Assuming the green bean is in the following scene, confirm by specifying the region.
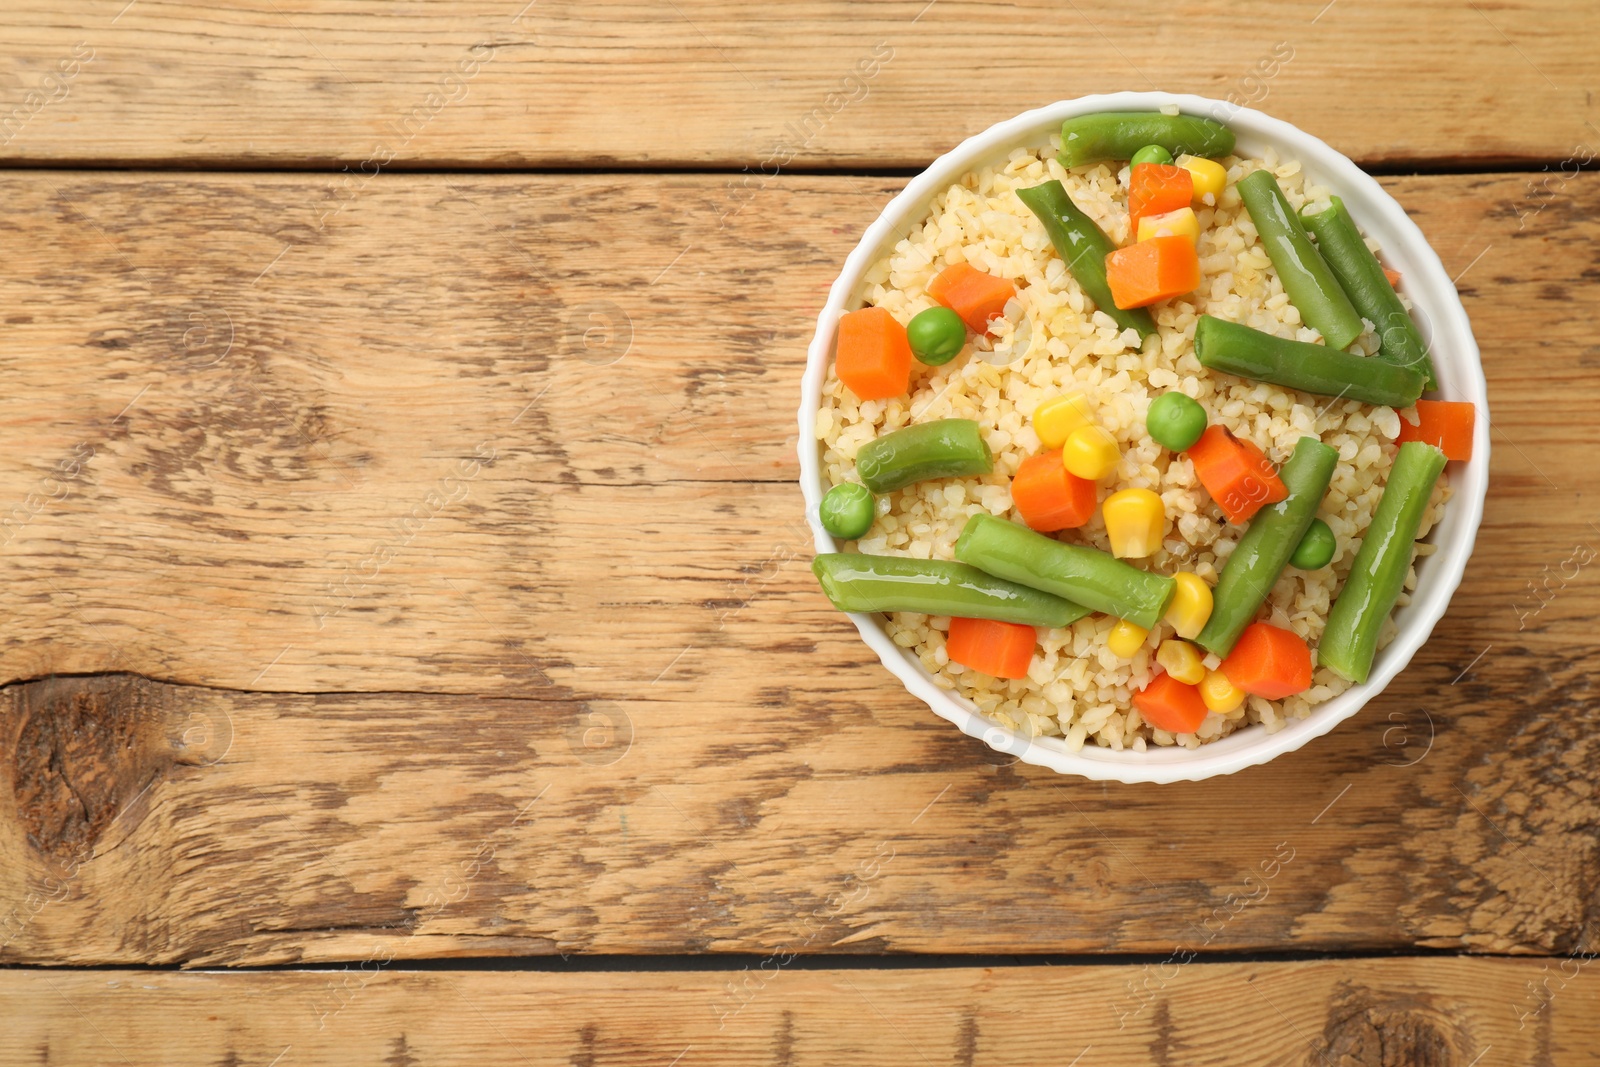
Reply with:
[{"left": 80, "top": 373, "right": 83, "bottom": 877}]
[
  {"left": 1194, "top": 315, "right": 1426, "bottom": 409},
  {"left": 1318, "top": 442, "right": 1448, "bottom": 684},
  {"left": 954, "top": 513, "right": 1176, "bottom": 630},
  {"left": 1016, "top": 180, "right": 1155, "bottom": 344},
  {"left": 812, "top": 553, "right": 1092, "bottom": 629},
  {"left": 855, "top": 419, "right": 993, "bottom": 494},
  {"left": 1058, "top": 112, "right": 1235, "bottom": 168},
  {"left": 1195, "top": 437, "right": 1338, "bottom": 656},
  {"left": 1300, "top": 196, "right": 1437, "bottom": 389},
  {"left": 1237, "top": 169, "right": 1365, "bottom": 350}
]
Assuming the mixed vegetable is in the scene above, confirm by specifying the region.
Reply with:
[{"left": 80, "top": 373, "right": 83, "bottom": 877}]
[
  {"left": 1301, "top": 197, "right": 1436, "bottom": 388},
  {"left": 1194, "top": 437, "right": 1339, "bottom": 657},
  {"left": 855, "top": 419, "right": 993, "bottom": 493},
  {"left": 1194, "top": 315, "right": 1426, "bottom": 409},
  {"left": 1235, "top": 169, "right": 1365, "bottom": 351},
  {"left": 813, "top": 109, "right": 1474, "bottom": 738},
  {"left": 813, "top": 554, "right": 1089, "bottom": 629},
  {"left": 1016, "top": 181, "right": 1155, "bottom": 342}
]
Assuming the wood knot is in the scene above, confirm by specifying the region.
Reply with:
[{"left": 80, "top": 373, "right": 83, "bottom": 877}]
[
  {"left": 1319, "top": 982, "right": 1464, "bottom": 1066},
  {"left": 6, "top": 674, "right": 173, "bottom": 861}
]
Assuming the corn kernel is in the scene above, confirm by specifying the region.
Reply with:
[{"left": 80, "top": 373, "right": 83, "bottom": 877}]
[
  {"left": 1107, "top": 619, "right": 1148, "bottom": 659},
  {"left": 1136, "top": 206, "right": 1200, "bottom": 245},
  {"left": 1157, "top": 639, "right": 1207, "bottom": 685},
  {"left": 1062, "top": 425, "right": 1121, "bottom": 481},
  {"left": 1176, "top": 155, "right": 1227, "bottom": 200},
  {"left": 1200, "top": 668, "right": 1245, "bottom": 714},
  {"left": 1101, "top": 488, "right": 1167, "bottom": 558},
  {"left": 1032, "top": 392, "right": 1093, "bottom": 449},
  {"left": 1164, "top": 571, "right": 1214, "bottom": 639}
]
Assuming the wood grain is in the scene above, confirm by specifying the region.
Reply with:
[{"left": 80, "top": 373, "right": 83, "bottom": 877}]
[
  {"left": 3, "top": 959, "right": 1597, "bottom": 1064},
  {"left": 0, "top": 171, "right": 1596, "bottom": 966},
  {"left": 0, "top": 1, "right": 1593, "bottom": 169}
]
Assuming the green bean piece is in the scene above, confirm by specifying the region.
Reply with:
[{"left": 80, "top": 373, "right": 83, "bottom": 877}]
[
  {"left": 812, "top": 553, "right": 1092, "bottom": 629},
  {"left": 1016, "top": 180, "right": 1156, "bottom": 344},
  {"left": 1058, "top": 112, "right": 1236, "bottom": 168},
  {"left": 1146, "top": 391, "right": 1208, "bottom": 451},
  {"left": 1318, "top": 442, "right": 1448, "bottom": 684},
  {"left": 1237, "top": 169, "right": 1365, "bottom": 351},
  {"left": 1130, "top": 144, "right": 1174, "bottom": 167},
  {"left": 1194, "top": 315, "right": 1426, "bottom": 409},
  {"left": 1290, "top": 518, "right": 1337, "bottom": 570},
  {"left": 819, "top": 482, "right": 876, "bottom": 541},
  {"left": 954, "top": 513, "right": 1176, "bottom": 630},
  {"left": 1301, "top": 196, "right": 1437, "bottom": 390},
  {"left": 906, "top": 306, "right": 967, "bottom": 366},
  {"left": 1195, "top": 437, "right": 1338, "bottom": 656},
  {"left": 855, "top": 419, "right": 993, "bottom": 494}
]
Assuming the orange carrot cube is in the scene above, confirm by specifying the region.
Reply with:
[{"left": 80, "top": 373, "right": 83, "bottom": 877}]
[
  {"left": 1184, "top": 425, "right": 1288, "bottom": 524},
  {"left": 1010, "top": 452, "right": 1097, "bottom": 532},
  {"left": 926, "top": 262, "right": 1017, "bottom": 334},
  {"left": 1129, "top": 163, "right": 1195, "bottom": 228},
  {"left": 946, "top": 617, "right": 1036, "bottom": 680},
  {"left": 835, "top": 306, "right": 912, "bottom": 401},
  {"left": 1396, "top": 399, "right": 1474, "bottom": 462},
  {"left": 1220, "top": 622, "right": 1313, "bottom": 699},
  {"left": 1132, "top": 672, "right": 1210, "bottom": 733},
  {"left": 1105, "top": 236, "right": 1201, "bottom": 309}
]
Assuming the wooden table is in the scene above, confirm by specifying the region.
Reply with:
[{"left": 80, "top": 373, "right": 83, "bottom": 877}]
[{"left": 2, "top": 2, "right": 1597, "bottom": 1063}]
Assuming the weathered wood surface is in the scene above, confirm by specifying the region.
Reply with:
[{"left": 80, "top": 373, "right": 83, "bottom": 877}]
[
  {"left": 0, "top": 1, "right": 1594, "bottom": 169},
  {"left": 0, "top": 172, "right": 1595, "bottom": 965},
  {"left": 3, "top": 959, "right": 1597, "bottom": 1065}
]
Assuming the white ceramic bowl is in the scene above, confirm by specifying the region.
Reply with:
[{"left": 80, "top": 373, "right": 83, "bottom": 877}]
[{"left": 797, "top": 92, "right": 1488, "bottom": 783}]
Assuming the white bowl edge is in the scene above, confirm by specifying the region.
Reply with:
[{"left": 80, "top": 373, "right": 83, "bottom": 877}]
[{"left": 797, "top": 92, "right": 1489, "bottom": 783}]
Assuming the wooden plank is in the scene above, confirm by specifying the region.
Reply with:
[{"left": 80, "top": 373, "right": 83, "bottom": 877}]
[
  {"left": 0, "top": 1, "right": 1593, "bottom": 168},
  {"left": 0, "top": 172, "right": 1596, "bottom": 965},
  {"left": 0, "top": 169, "right": 1590, "bottom": 693},
  {"left": 0, "top": 624, "right": 1596, "bottom": 966},
  {"left": 2, "top": 960, "right": 1596, "bottom": 1064}
]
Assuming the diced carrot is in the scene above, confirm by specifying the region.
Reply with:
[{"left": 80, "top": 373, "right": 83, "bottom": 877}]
[
  {"left": 1010, "top": 452, "right": 1097, "bottom": 532},
  {"left": 926, "top": 262, "right": 1017, "bottom": 334},
  {"left": 1132, "top": 672, "right": 1210, "bottom": 733},
  {"left": 834, "top": 306, "right": 912, "bottom": 401},
  {"left": 1184, "top": 425, "right": 1287, "bottom": 524},
  {"left": 1382, "top": 267, "right": 1402, "bottom": 288},
  {"left": 1105, "top": 236, "right": 1201, "bottom": 310},
  {"left": 1396, "top": 399, "right": 1475, "bottom": 462},
  {"left": 1220, "top": 622, "right": 1313, "bottom": 699},
  {"left": 1129, "top": 163, "right": 1195, "bottom": 228},
  {"left": 946, "top": 617, "right": 1036, "bottom": 680}
]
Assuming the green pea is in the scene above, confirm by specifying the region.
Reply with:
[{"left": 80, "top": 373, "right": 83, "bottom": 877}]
[
  {"left": 1131, "top": 144, "right": 1174, "bottom": 167},
  {"left": 906, "top": 306, "right": 967, "bottom": 366},
  {"left": 1145, "top": 392, "right": 1208, "bottom": 452},
  {"left": 1290, "top": 518, "right": 1337, "bottom": 570},
  {"left": 819, "top": 482, "right": 876, "bottom": 541}
]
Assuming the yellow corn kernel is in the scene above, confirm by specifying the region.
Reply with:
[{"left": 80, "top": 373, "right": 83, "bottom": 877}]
[
  {"left": 1106, "top": 619, "right": 1149, "bottom": 659},
  {"left": 1032, "top": 392, "right": 1093, "bottom": 449},
  {"left": 1136, "top": 206, "right": 1200, "bottom": 245},
  {"left": 1164, "top": 571, "right": 1214, "bottom": 639},
  {"left": 1101, "top": 488, "right": 1167, "bottom": 558},
  {"left": 1200, "top": 668, "right": 1246, "bottom": 714},
  {"left": 1156, "top": 639, "right": 1207, "bottom": 685},
  {"left": 1176, "top": 155, "right": 1227, "bottom": 200},
  {"left": 1062, "top": 425, "right": 1121, "bottom": 481}
]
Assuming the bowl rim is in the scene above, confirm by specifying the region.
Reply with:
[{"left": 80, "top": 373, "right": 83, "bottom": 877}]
[{"left": 797, "top": 91, "right": 1489, "bottom": 783}]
